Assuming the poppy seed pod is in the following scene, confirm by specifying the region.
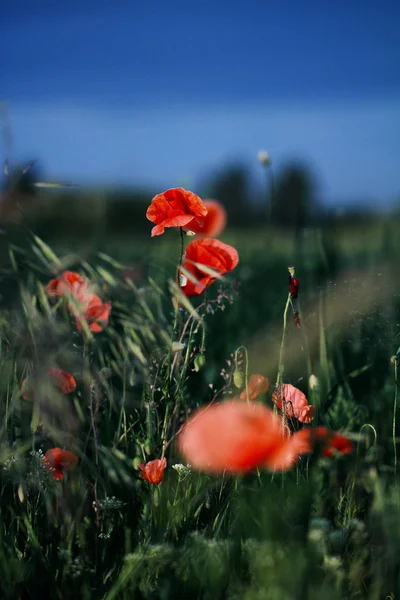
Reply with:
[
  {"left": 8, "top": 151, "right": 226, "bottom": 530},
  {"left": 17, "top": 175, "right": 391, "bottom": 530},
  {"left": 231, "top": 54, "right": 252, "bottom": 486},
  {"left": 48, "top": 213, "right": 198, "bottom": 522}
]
[{"left": 233, "top": 370, "right": 244, "bottom": 389}]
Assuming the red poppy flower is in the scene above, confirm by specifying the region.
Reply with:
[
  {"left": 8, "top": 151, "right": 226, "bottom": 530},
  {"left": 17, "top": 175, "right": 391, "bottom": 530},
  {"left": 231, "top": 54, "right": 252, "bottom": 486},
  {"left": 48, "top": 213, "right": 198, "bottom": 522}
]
[
  {"left": 185, "top": 200, "right": 227, "bottom": 237},
  {"left": 48, "top": 367, "right": 77, "bottom": 394},
  {"left": 239, "top": 374, "right": 269, "bottom": 401},
  {"left": 74, "top": 293, "right": 112, "bottom": 333},
  {"left": 296, "top": 427, "right": 353, "bottom": 457},
  {"left": 146, "top": 188, "right": 208, "bottom": 237},
  {"left": 138, "top": 458, "right": 167, "bottom": 484},
  {"left": 45, "top": 271, "right": 88, "bottom": 298},
  {"left": 180, "top": 238, "right": 239, "bottom": 296},
  {"left": 178, "top": 400, "right": 307, "bottom": 474},
  {"left": 21, "top": 377, "right": 33, "bottom": 401},
  {"left": 21, "top": 367, "right": 76, "bottom": 400},
  {"left": 44, "top": 448, "right": 78, "bottom": 480},
  {"left": 272, "top": 383, "right": 315, "bottom": 424}
]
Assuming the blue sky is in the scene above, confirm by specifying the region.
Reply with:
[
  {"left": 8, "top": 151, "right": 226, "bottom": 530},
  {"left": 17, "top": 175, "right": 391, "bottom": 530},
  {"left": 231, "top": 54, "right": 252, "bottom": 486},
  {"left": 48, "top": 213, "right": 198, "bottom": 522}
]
[{"left": 2, "top": 0, "right": 400, "bottom": 204}]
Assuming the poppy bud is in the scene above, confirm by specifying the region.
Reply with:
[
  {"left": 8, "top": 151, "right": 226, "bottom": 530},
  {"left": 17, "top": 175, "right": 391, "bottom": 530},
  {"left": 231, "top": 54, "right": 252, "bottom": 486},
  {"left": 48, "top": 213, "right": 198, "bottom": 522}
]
[
  {"left": 233, "top": 370, "right": 244, "bottom": 389},
  {"left": 172, "top": 342, "right": 185, "bottom": 352},
  {"left": 309, "top": 374, "right": 319, "bottom": 390},
  {"left": 257, "top": 150, "right": 270, "bottom": 166},
  {"left": 194, "top": 353, "right": 206, "bottom": 372}
]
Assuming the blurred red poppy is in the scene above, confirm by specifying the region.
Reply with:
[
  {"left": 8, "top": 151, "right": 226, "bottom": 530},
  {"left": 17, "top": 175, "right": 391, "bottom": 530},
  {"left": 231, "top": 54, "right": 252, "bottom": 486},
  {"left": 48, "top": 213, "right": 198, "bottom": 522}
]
[
  {"left": 185, "top": 200, "right": 227, "bottom": 237},
  {"left": 22, "top": 367, "right": 76, "bottom": 400},
  {"left": 178, "top": 400, "right": 307, "bottom": 474},
  {"left": 146, "top": 188, "right": 208, "bottom": 237},
  {"left": 48, "top": 367, "right": 77, "bottom": 394},
  {"left": 21, "top": 377, "right": 33, "bottom": 401},
  {"left": 239, "top": 374, "right": 269, "bottom": 401},
  {"left": 46, "top": 271, "right": 88, "bottom": 298},
  {"left": 44, "top": 448, "right": 78, "bottom": 480},
  {"left": 138, "top": 458, "right": 167, "bottom": 484},
  {"left": 180, "top": 238, "right": 239, "bottom": 296},
  {"left": 296, "top": 427, "right": 353, "bottom": 457},
  {"left": 272, "top": 383, "right": 315, "bottom": 424},
  {"left": 74, "top": 293, "right": 112, "bottom": 333}
]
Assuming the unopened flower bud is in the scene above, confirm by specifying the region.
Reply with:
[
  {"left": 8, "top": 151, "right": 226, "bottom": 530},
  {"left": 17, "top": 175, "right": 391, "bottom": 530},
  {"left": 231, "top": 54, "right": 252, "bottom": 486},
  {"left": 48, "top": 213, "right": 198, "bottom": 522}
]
[
  {"left": 309, "top": 374, "right": 319, "bottom": 390},
  {"left": 391, "top": 355, "right": 399, "bottom": 366},
  {"left": 233, "top": 370, "right": 244, "bottom": 389},
  {"left": 258, "top": 150, "right": 270, "bottom": 166},
  {"left": 172, "top": 341, "right": 185, "bottom": 352},
  {"left": 194, "top": 353, "right": 206, "bottom": 372}
]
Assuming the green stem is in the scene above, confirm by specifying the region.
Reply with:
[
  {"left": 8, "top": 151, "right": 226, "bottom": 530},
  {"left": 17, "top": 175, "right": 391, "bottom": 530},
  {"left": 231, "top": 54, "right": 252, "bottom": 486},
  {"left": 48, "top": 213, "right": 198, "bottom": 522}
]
[
  {"left": 172, "top": 227, "right": 185, "bottom": 335},
  {"left": 393, "top": 361, "right": 398, "bottom": 491},
  {"left": 235, "top": 346, "right": 249, "bottom": 402},
  {"left": 160, "top": 403, "right": 170, "bottom": 460},
  {"left": 275, "top": 293, "right": 291, "bottom": 389}
]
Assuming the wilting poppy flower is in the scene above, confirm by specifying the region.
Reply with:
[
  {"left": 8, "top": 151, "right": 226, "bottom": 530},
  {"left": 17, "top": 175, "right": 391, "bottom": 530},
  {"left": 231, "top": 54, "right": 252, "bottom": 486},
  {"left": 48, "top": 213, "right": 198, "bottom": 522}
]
[
  {"left": 180, "top": 238, "right": 239, "bottom": 296},
  {"left": 297, "top": 427, "right": 353, "bottom": 458},
  {"left": 48, "top": 367, "right": 76, "bottom": 394},
  {"left": 146, "top": 188, "right": 208, "bottom": 237},
  {"left": 44, "top": 448, "right": 78, "bottom": 480},
  {"left": 239, "top": 374, "right": 269, "bottom": 401},
  {"left": 138, "top": 458, "right": 167, "bottom": 484},
  {"left": 272, "top": 383, "right": 315, "bottom": 424},
  {"left": 178, "top": 400, "right": 307, "bottom": 474},
  {"left": 289, "top": 275, "right": 299, "bottom": 299},
  {"left": 46, "top": 271, "right": 88, "bottom": 298},
  {"left": 185, "top": 200, "right": 227, "bottom": 237},
  {"left": 74, "top": 293, "right": 112, "bottom": 333},
  {"left": 293, "top": 311, "right": 301, "bottom": 328}
]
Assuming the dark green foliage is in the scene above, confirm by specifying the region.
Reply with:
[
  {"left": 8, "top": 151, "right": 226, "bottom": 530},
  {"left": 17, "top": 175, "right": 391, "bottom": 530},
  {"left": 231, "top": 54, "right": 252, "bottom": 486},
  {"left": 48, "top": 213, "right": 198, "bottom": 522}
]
[{"left": 0, "top": 210, "right": 400, "bottom": 599}]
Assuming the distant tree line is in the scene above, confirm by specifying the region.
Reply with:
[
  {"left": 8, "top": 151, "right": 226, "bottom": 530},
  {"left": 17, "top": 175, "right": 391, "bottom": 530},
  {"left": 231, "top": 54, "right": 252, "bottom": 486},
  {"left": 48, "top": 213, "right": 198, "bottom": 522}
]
[{"left": 1, "top": 159, "right": 392, "bottom": 243}]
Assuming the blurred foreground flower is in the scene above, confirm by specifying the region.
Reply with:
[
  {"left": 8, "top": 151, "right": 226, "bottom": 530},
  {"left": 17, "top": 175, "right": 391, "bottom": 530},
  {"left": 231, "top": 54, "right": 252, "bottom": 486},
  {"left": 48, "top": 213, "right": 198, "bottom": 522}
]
[
  {"left": 22, "top": 367, "right": 76, "bottom": 400},
  {"left": 239, "top": 374, "right": 269, "bottom": 401},
  {"left": 272, "top": 383, "right": 315, "bottom": 424},
  {"left": 74, "top": 293, "right": 112, "bottom": 333},
  {"left": 185, "top": 199, "right": 227, "bottom": 237},
  {"left": 138, "top": 458, "right": 167, "bottom": 484},
  {"left": 178, "top": 400, "right": 308, "bottom": 474},
  {"left": 44, "top": 448, "right": 78, "bottom": 481},
  {"left": 297, "top": 427, "right": 353, "bottom": 457},
  {"left": 45, "top": 271, "right": 88, "bottom": 298},
  {"left": 46, "top": 271, "right": 111, "bottom": 334},
  {"left": 146, "top": 187, "right": 208, "bottom": 237},
  {"left": 48, "top": 367, "right": 77, "bottom": 394},
  {"left": 180, "top": 238, "right": 239, "bottom": 296}
]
